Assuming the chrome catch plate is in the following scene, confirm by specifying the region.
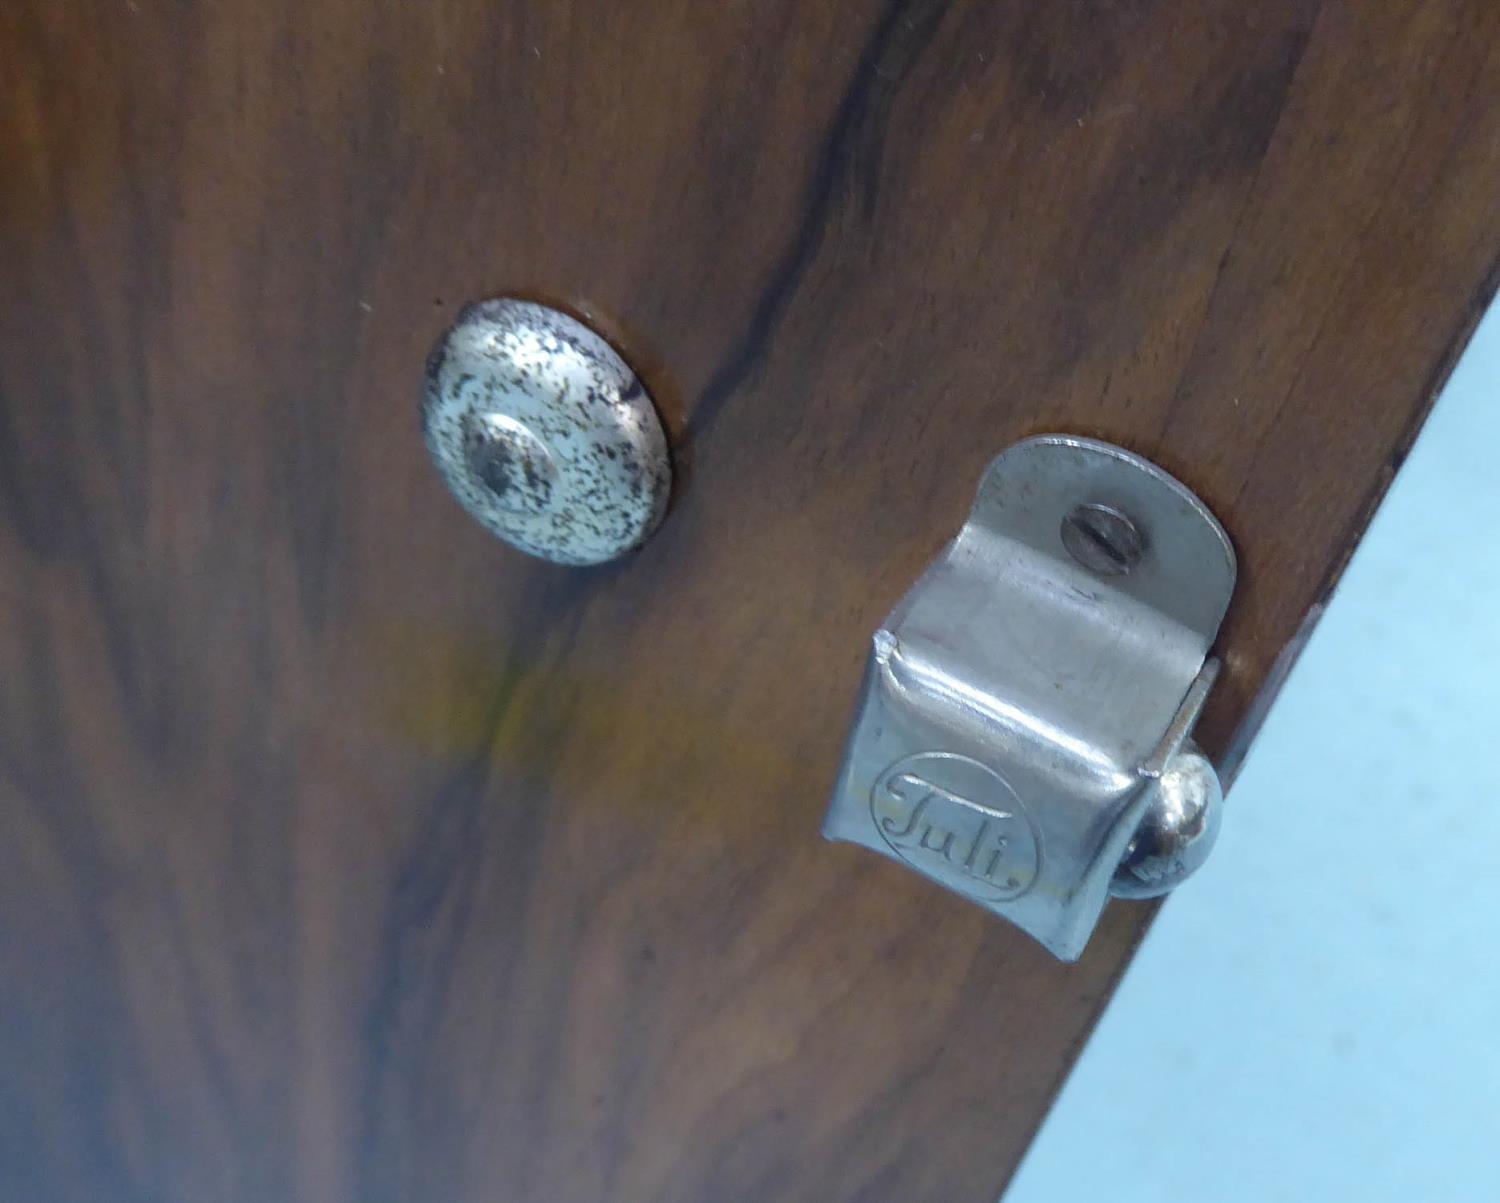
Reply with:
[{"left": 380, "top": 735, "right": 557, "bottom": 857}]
[{"left": 823, "top": 435, "right": 1236, "bottom": 961}]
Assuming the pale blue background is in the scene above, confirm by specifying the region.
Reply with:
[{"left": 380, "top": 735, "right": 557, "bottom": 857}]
[{"left": 1006, "top": 300, "right": 1500, "bottom": 1203}]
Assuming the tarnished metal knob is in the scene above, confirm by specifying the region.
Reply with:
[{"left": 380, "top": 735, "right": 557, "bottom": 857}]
[
  {"left": 422, "top": 298, "right": 670, "bottom": 565},
  {"left": 1110, "top": 743, "right": 1223, "bottom": 899}
]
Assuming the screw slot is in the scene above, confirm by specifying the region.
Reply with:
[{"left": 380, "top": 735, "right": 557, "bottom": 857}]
[{"left": 1060, "top": 502, "right": 1144, "bottom": 576}]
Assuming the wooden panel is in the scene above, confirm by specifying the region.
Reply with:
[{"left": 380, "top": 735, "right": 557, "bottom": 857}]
[{"left": 2, "top": 2, "right": 1497, "bottom": 1200}]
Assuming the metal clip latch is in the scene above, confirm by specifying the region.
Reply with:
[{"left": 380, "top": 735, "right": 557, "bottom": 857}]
[{"left": 823, "top": 436, "right": 1236, "bottom": 960}]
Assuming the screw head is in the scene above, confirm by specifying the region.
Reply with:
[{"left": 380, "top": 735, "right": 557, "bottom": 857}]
[
  {"left": 1110, "top": 742, "right": 1222, "bottom": 899},
  {"left": 1060, "top": 502, "right": 1144, "bottom": 576}
]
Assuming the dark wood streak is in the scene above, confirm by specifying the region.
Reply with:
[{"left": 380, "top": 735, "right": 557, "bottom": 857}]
[
  {"left": 0, "top": 606, "right": 157, "bottom": 1203},
  {"left": 354, "top": 578, "right": 595, "bottom": 1202},
  {"left": 3, "top": 2, "right": 1500, "bottom": 1202},
  {"left": 691, "top": 0, "right": 954, "bottom": 436}
]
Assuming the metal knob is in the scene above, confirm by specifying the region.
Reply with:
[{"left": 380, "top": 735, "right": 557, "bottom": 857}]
[
  {"left": 1110, "top": 742, "right": 1224, "bottom": 899},
  {"left": 422, "top": 299, "right": 670, "bottom": 565}
]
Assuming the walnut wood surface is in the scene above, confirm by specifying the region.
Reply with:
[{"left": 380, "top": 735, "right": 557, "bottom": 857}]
[{"left": 3, "top": 3, "right": 1498, "bottom": 1200}]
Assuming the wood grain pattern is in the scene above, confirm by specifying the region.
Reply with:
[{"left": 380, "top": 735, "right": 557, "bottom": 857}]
[{"left": 3, "top": 2, "right": 1498, "bottom": 1200}]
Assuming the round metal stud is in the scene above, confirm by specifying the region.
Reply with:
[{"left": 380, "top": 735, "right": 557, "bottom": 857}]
[
  {"left": 1110, "top": 742, "right": 1223, "bottom": 899},
  {"left": 422, "top": 298, "right": 670, "bottom": 565}
]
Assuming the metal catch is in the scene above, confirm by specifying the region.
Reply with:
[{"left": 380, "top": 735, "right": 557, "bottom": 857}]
[{"left": 822, "top": 435, "right": 1236, "bottom": 960}]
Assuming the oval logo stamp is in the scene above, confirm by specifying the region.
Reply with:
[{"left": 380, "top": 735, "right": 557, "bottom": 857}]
[{"left": 870, "top": 752, "right": 1041, "bottom": 902}]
